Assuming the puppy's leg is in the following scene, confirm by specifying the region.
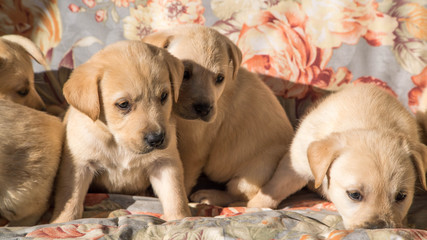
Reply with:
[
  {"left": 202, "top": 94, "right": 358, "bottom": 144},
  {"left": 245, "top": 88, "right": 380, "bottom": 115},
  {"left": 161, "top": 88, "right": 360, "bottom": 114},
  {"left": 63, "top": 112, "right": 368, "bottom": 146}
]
[
  {"left": 247, "top": 153, "right": 307, "bottom": 208},
  {"left": 182, "top": 158, "right": 205, "bottom": 195},
  {"left": 191, "top": 147, "right": 284, "bottom": 206},
  {"left": 6, "top": 213, "right": 44, "bottom": 227},
  {"left": 149, "top": 158, "right": 191, "bottom": 221},
  {"left": 190, "top": 189, "right": 237, "bottom": 206},
  {"left": 50, "top": 147, "right": 94, "bottom": 223}
]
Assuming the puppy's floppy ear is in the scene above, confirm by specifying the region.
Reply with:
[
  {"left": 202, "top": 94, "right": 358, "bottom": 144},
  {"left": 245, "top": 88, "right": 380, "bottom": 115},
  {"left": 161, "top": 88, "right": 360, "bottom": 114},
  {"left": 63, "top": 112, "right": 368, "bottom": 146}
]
[
  {"left": 307, "top": 134, "right": 342, "bottom": 189},
  {"left": 161, "top": 50, "right": 184, "bottom": 102},
  {"left": 1, "top": 35, "right": 48, "bottom": 66},
  {"left": 142, "top": 31, "right": 173, "bottom": 49},
  {"left": 409, "top": 142, "right": 427, "bottom": 190},
  {"left": 63, "top": 62, "right": 102, "bottom": 121},
  {"left": 224, "top": 37, "right": 242, "bottom": 80}
]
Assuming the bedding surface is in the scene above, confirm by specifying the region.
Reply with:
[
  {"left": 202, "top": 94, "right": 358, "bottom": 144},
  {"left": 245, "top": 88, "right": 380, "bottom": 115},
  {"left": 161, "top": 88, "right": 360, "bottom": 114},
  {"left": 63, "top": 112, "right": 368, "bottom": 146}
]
[{"left": 0, "top": 191, "right": 425, "bottom": 239}]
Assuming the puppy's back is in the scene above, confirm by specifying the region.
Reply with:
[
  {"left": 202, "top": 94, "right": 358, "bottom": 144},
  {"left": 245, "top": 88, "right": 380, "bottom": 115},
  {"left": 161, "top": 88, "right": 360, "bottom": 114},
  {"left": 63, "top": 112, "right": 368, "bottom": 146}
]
[
  {"left": 0, "top": 100, "right": 64, "bottom": 224},
  {"left": 291, "top": 84, "right": 419, "bottom": 177},
  {"left": 298, "top": 84, "right": 417, "bottom": 140}
]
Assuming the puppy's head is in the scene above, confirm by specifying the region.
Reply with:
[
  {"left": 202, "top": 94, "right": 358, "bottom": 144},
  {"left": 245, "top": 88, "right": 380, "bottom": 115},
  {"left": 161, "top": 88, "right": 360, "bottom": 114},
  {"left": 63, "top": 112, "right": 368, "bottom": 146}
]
[
  {"left": 0, "top": 35, "right": 46, "bottom": 110},
  {"left": 143, "top": 25, "right": 242, "bottom": 122},
  {"left": 307, "top": 130, "right": 427, "bottom": 229},
  {"left": 63, "top": 41, "right": 183, "bottom": 154}
]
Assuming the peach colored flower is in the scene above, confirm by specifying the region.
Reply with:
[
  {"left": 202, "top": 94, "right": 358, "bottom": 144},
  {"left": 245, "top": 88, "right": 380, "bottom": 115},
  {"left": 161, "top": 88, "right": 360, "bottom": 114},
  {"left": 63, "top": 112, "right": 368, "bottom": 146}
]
[
  {"left": 302, "top": 0, "right": 398, "bottom": 48},
  {"left": 149, "top": 0, "right": 205, "bottom": 28},
  {"left": 112, "top": 0, "right": 135, "bottom": 7},
  {"left": 388, "top": 1, "right": 427, "bottom": 75},
  {"left": 408, "top": 66, "right": 427, "bottom": 112},
  {"left": 123, "top": 0, "right": 205, "bottom": 40},
  {"left": 95, "top": 9, "right": 107, "bottom": 22},
  {"left": 123, "top": 5, "right": 154, "bottom": 40},
  {"left": 236, "top": 2, "right": 351, "bottom": 99},
  {"left": 0, "top": 0, "right": 62, "bottom": 56},
  {"left": 68, "top": 3, "right": 80, "bottom": 12},
  {"left": 211, "top": 0, "right": 269, "bottom": 20},
  {"left": 83, "top": 0, "right": 96, "bottom": 8}
]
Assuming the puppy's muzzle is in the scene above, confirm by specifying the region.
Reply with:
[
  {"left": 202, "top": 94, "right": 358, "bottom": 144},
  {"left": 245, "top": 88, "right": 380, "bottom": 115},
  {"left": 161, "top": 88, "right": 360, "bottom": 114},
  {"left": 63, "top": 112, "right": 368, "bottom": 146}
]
[
  {"left": 144, "top": 131, "right": 165, "bottom": 149},
  {"left": 193, "top": 103, "right": 212, "bottom": 117},
  {"left": 357, "top": 219, "right": 397, "bottom": 229}
]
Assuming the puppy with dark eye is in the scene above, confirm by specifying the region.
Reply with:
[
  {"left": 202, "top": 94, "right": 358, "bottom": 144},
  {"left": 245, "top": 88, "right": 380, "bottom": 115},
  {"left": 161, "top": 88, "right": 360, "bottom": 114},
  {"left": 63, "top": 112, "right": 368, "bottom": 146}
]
[
  {"left": 248, "top": 84, "right": 427, "bottom": 229},
  {"left": 50, "top": 41, "right": 191, "bottom": 223},
  {"left": 143, "top": 25, "right": 294, "bottom": 206},
  {"left": 0, "top": 35, "right": 47, "bottom": 110}
]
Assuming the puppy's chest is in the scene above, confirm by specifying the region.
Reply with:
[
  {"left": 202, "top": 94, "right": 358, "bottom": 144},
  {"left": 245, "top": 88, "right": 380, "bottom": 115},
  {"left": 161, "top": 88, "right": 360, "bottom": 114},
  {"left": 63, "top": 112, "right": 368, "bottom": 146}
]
[
  {"left": 93, "top": 162, "right": 150, "bottom": 195},
  {"left": 90, "top": 149, "right": 152, "bottom": 195}
]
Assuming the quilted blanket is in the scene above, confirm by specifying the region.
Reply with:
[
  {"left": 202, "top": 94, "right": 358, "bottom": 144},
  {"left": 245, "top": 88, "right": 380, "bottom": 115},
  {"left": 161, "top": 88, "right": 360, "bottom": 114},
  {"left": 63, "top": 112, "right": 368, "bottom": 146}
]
[
  {"left": 1, "top": 0, "right": 427, "bottom": 239},
  {"left": 0, "top": 191, "right": 425, "bottom": 239}
]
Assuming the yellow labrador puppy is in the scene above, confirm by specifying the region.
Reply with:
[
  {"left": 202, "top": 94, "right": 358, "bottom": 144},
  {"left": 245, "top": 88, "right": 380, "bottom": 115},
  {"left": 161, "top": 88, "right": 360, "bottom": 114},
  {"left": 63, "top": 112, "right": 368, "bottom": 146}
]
[
  {"left": 0, "top": 99, "right": 64, "bottom": 226},
  {"left": 0, "top": 35, "right": 46, "bottom": 110},
  {"left": 248, "top": 84, "right": 427, "bottom": 229},
  {"left": 51, "top": 41, "right": 191, "bottom": 223},
  {"left": 143, "top": 25, "right": 294, "bottom": 206},
  {"left": 416, "top": 89, "right": 427, "bottom": 145}
]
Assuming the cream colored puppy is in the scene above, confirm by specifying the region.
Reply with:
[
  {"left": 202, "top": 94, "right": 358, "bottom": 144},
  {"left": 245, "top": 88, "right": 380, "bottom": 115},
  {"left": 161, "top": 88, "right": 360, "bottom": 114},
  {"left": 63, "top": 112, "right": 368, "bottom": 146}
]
[
  {"left": 416, "top": 88, "right": 427, "bottom": 145},
  {"left": 51, "top": 41, "right": 191, "bottom": 223},
  {"left": 0, "top": 35, "right": 46, "bottom": 110},
  {"left": 0, "top": 99, "right": 64, "bottom": 226},
  {"left": 143, "top": 25, "right": 294, "bottom": 206},
  {"left": 248, "top": 84, "right": 427, "bottom": 229}
]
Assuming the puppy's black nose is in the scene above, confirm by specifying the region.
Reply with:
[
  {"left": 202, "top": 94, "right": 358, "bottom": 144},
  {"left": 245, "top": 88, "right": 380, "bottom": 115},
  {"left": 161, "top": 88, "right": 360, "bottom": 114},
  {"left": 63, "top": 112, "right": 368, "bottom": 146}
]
[
  {"left": 193, "top": 103, "right": 212, "bottom": 117},
  {"left": 145, "top": 132, "right": 165, "bottom": 148},
  {"left": 364, "top": 219, "right": 390, "bottom": 229}
]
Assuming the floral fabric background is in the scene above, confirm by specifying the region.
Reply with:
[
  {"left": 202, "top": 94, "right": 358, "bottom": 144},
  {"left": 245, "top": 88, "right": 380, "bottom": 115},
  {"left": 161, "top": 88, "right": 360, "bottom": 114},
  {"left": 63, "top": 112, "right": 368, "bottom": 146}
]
[
  {"left": 1, "top": 0, "right": 427, "bottom": 239},
  {"left": 2, "top": 0, "right": 426, "bottom": 124}
]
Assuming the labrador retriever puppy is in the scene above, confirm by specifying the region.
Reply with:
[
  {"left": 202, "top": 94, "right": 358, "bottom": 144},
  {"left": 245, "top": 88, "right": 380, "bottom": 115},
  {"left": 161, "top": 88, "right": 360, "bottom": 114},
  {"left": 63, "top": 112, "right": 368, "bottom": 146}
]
[
  {"left": 143, "top": 25, "right": 294, "bottom": 206},
  {"left": 50, "top": 41, "right": 191, "bottom": 223},
  {"left": 0, "top": 35, "right": 47, "bottom": 110},
  {"left": 0, "top": 99, "right": 64, "bottom": 226},
  {"left": 248, "top": 84, "right": 427, "bottom": 229},
  {"left": 416, "top": 88, "right": 427, "bottom": 145}
]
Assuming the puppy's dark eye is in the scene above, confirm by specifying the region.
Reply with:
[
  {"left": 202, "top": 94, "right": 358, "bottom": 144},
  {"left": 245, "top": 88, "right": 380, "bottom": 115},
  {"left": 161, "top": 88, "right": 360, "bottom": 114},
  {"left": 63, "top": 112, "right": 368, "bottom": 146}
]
[
  {"left": 183, "top": 70, "right": 191, "bottom": 80},
  {"left": 17, "top": 88, "right": 29, "bottom": 97},
  {"left": 115, "top": 100, "right": 131, "bottom": 110},
  {"left": 215, "top": 74, "right": 224, "bottom": 85},
  {"left": 160, "top": 92, "right": 168, "bottom": 105},
  {"left": 347, "top": 190, "right": 363, "bottom": 201},
  {"left": 395, "top": 192, "right": 407, "bottom": 203}
]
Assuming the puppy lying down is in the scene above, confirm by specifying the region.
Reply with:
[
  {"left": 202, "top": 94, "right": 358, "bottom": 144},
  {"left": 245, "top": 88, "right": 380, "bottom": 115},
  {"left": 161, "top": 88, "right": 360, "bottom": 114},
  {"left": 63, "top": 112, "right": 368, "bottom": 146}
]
[
  {"left": 0, "top": 100, "right": 64, "bottom": 226},
  {"left": 0, "top": 35, "right": 47, "bottom": 110},
  {"left": 248, "top": 84, "right": 427, "bottom": 229},
  {"left": 51, "top": 40, "right": 190, "bottom": 223}
]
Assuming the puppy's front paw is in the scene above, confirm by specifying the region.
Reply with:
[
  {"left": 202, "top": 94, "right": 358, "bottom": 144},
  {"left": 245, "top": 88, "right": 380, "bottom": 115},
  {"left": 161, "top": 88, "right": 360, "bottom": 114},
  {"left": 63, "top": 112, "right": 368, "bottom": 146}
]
[
  {"left": 190, "top": 190, "right": 214, "bottom": 205},
  {"left": 190, "top": 189, "right": 234, "bottom": 206},
  {"left": 247, "top": 192, "right": 278, "bottom": 209}
]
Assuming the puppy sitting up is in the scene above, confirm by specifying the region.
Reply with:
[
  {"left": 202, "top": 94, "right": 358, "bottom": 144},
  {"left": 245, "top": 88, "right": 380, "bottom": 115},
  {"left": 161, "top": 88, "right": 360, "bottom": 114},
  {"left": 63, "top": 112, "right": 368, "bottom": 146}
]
[
  {"left": 143, "top": 25, "right": 294, "bottom": 206},
  {"left": 51, "top": 41, "right": 191, "bottom": 223},
  {"left": 248, "top": 84, "right": 427, "bottom": 229},
  {"left": 0, "top": 35, "right": 47, "bottom": 110}
]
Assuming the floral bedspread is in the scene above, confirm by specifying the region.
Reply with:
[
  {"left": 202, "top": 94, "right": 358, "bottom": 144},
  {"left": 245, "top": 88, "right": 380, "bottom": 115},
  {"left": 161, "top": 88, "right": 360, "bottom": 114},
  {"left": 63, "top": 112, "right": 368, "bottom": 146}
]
[
  {"left": 1, "top": 0, "right": 427, "bottom": 239},
  {"left": 0, "top": 191, "right": 425, "bottom": 239}
]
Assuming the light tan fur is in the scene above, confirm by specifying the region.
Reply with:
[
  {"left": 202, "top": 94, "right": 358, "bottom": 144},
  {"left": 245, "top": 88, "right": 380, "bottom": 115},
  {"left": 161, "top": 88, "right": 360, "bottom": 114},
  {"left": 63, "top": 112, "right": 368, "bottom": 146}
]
[
  {"left": 143, "top": 25, "right": 294, "bottom": 206},
  {"left": 416, "top": 89, "right": 427, "bottom": 146},
  {"left": 0, "top": 99, "right": 64, "bottom": 226},
  {"left": 0, "top": 35, "right": 46, "bottom": 110},
  {"left": 248, "top": 84, "right": 427, "bottom": 229},
  {"left": 51, "top": 41, "right": 190, "bottom": 223}
]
